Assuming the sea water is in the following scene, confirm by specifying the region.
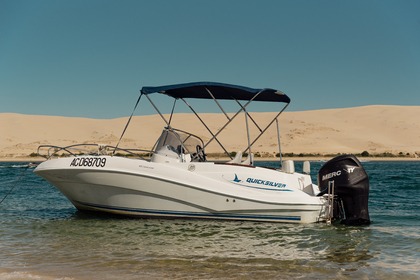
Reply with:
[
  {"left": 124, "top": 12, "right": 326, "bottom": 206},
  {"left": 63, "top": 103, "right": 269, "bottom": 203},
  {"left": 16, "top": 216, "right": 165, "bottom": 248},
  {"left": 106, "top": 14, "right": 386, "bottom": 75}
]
[{"left": 0, "top": 161, "right": 418, "bottom": 280}]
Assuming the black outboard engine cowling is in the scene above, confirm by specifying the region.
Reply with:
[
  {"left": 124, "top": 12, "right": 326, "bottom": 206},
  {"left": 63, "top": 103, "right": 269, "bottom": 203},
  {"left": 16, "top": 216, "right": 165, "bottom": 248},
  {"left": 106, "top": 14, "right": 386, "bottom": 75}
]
[{"left": 318, "top": 154, "right": 370, "bottom": 226}]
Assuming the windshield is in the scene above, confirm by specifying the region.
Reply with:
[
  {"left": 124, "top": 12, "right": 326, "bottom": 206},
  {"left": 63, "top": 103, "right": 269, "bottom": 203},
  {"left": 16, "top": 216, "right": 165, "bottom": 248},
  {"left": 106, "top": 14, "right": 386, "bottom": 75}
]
[{"left": 154, "top": 128, "right": 205, "bottom": 159}]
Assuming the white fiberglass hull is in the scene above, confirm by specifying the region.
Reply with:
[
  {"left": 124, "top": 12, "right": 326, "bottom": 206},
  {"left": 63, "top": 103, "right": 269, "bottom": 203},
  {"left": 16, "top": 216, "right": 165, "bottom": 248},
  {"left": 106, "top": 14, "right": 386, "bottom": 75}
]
[{"left": 34, "top": 156, "right": 326, "bottom": 223}]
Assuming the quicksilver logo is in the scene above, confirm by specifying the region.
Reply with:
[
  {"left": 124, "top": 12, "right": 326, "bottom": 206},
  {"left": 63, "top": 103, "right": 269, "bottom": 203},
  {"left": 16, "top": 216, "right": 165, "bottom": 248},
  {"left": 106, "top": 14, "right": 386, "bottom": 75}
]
[
  {"left": 230, "top": 174, "right": 286, "bottom": 188},
  {"left": 233, "top": 174, "right": 241, "bottom": 183},
  {"left": 246, "top": 177, "right": 286, "bottom": 188}
]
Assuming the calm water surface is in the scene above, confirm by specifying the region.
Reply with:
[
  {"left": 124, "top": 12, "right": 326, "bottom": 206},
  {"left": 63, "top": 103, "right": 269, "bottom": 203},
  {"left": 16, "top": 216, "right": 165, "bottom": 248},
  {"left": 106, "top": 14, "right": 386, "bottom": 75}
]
[{"left": 0, "top": 161, "right": 419, "bottom": 280}]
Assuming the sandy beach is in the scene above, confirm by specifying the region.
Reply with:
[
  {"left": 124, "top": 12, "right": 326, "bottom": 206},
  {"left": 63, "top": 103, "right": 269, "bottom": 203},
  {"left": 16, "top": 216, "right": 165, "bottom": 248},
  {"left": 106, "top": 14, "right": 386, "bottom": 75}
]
[{"left": 1, "top": 105, "right": 419, "bottom": 161}]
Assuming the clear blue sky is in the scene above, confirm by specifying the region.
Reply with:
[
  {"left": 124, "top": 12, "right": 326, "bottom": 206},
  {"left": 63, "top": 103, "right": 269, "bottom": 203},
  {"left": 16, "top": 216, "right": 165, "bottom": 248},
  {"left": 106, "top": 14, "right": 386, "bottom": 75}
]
[{"left": 1, "top": 0, "right": 419, "bottom": 118}]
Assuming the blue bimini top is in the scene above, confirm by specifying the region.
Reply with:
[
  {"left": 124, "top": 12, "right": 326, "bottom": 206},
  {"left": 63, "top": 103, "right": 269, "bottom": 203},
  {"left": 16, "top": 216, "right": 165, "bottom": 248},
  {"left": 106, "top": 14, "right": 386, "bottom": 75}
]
[{"left": 140, "top": 81, "right": 290, "bottom": 103}]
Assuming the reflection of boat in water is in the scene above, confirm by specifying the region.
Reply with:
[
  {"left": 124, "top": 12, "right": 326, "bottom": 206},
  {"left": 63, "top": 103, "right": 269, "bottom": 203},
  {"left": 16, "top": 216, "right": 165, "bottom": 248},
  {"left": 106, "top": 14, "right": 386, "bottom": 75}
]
[{"left": 34, "top": 82, "right": 370, "bottom": 225}]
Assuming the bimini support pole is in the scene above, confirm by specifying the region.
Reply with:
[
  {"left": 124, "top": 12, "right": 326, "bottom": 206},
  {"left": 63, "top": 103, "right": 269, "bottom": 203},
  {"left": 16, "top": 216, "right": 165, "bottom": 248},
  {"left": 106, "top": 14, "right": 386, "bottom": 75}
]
[
  {"left": 244, "top": 108, "right": 252, "bottom": 156},
  {"left": 205, "top": 87, "right": 230, "bottom": 121},
  {"left": 144, "top": 94, "right": 170, "bottom": 127},
  {"left": 203, "top": 89, "right": 264, "bottom": 151},
  {"left": 167, "top": 98, "right": 177, "bottom": 126},
  {"left": 276, "top": 118, "right": 282, "bottom": 167},
  {"left": 245, "top": 102, "right": 289, "bottom": 153},
  {"left": 234, "top": 99, "right": 262, "bottom": 133},
  {"left": 180, "top": 97, "right": 232, "bottom": 158},
  {"left": 113, "top": 93, "right": 143, "bottom": 155}
]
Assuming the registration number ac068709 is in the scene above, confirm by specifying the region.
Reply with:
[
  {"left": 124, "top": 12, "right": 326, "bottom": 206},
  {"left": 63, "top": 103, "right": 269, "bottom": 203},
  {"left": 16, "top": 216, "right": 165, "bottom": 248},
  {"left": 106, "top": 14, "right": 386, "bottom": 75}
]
[{"left": 70, "top": 157, "right": 107, "bottom": 167}]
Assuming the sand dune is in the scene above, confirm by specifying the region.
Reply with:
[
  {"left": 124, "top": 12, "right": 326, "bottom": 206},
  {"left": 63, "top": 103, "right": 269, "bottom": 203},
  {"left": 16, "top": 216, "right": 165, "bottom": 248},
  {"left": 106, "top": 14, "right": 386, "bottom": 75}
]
[{"left": 1, "top": 105, "right": 419, "bottom": 159}]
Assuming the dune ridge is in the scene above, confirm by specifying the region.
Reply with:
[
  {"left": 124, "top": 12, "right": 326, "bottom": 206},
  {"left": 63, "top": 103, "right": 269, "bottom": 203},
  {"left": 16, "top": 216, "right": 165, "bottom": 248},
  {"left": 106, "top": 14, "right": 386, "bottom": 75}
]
[{"left": 1, "top": 105, "right": 419, "bottom": 159}]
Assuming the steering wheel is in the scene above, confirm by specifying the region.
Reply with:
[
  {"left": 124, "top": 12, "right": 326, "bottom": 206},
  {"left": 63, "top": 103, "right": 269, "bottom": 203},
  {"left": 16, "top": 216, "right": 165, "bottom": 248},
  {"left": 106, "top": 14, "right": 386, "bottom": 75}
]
[{"left": 192, "top": 145, "right": 206, "bottom": 162}]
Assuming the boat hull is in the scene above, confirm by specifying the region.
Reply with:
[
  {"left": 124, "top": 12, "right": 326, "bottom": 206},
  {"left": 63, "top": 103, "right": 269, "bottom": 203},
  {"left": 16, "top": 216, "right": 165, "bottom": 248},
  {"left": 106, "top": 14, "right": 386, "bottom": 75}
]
[{"left": 34, "top": 156, "right": 325, "bottom": 223}]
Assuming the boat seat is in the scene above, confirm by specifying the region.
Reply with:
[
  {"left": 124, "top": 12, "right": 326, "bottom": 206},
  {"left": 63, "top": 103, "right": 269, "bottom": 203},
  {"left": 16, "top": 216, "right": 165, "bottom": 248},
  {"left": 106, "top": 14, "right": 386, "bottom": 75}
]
[
  {"left": 242, "top": 153, "right": 254, "bottom": 166},
  {"left": 227, "top": 151, "right": 242, "bottom": 164}
]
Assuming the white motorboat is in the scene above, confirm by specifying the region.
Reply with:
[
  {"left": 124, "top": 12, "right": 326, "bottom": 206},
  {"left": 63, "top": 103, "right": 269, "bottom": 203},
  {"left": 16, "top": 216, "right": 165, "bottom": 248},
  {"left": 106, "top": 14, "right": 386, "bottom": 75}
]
[{"left": 34, "top": 82, "right": 370, "bottom": 225}]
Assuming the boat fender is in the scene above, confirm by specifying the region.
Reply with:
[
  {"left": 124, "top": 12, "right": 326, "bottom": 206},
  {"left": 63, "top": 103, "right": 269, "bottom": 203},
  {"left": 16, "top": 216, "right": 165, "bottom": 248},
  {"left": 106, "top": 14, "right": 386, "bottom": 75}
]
[
  {"left": 303, "top": 161, "right": 310, "bottom": 174},
  {"left": 282, "top": 160, "right": 295, "bottom": 174}
]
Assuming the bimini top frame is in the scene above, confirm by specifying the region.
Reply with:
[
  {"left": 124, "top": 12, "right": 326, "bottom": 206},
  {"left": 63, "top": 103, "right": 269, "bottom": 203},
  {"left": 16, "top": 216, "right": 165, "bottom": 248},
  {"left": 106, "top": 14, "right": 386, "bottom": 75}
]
[{"left": 117, "top": 82, "right": 291, "bottom": 161}]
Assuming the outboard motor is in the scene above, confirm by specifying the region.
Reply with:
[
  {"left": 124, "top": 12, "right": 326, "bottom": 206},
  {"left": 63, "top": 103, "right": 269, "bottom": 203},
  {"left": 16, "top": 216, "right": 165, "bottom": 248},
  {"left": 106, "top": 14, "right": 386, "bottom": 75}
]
[{"left": 318, "top": 154, "right": 370, "bottom": 226}]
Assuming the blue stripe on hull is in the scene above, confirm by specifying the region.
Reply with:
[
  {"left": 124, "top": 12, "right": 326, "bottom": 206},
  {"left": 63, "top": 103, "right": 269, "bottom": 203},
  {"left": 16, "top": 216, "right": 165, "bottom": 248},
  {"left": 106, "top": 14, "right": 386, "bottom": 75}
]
[{"left": 74, "top": 201, "right": 302, "bottom": 222}]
